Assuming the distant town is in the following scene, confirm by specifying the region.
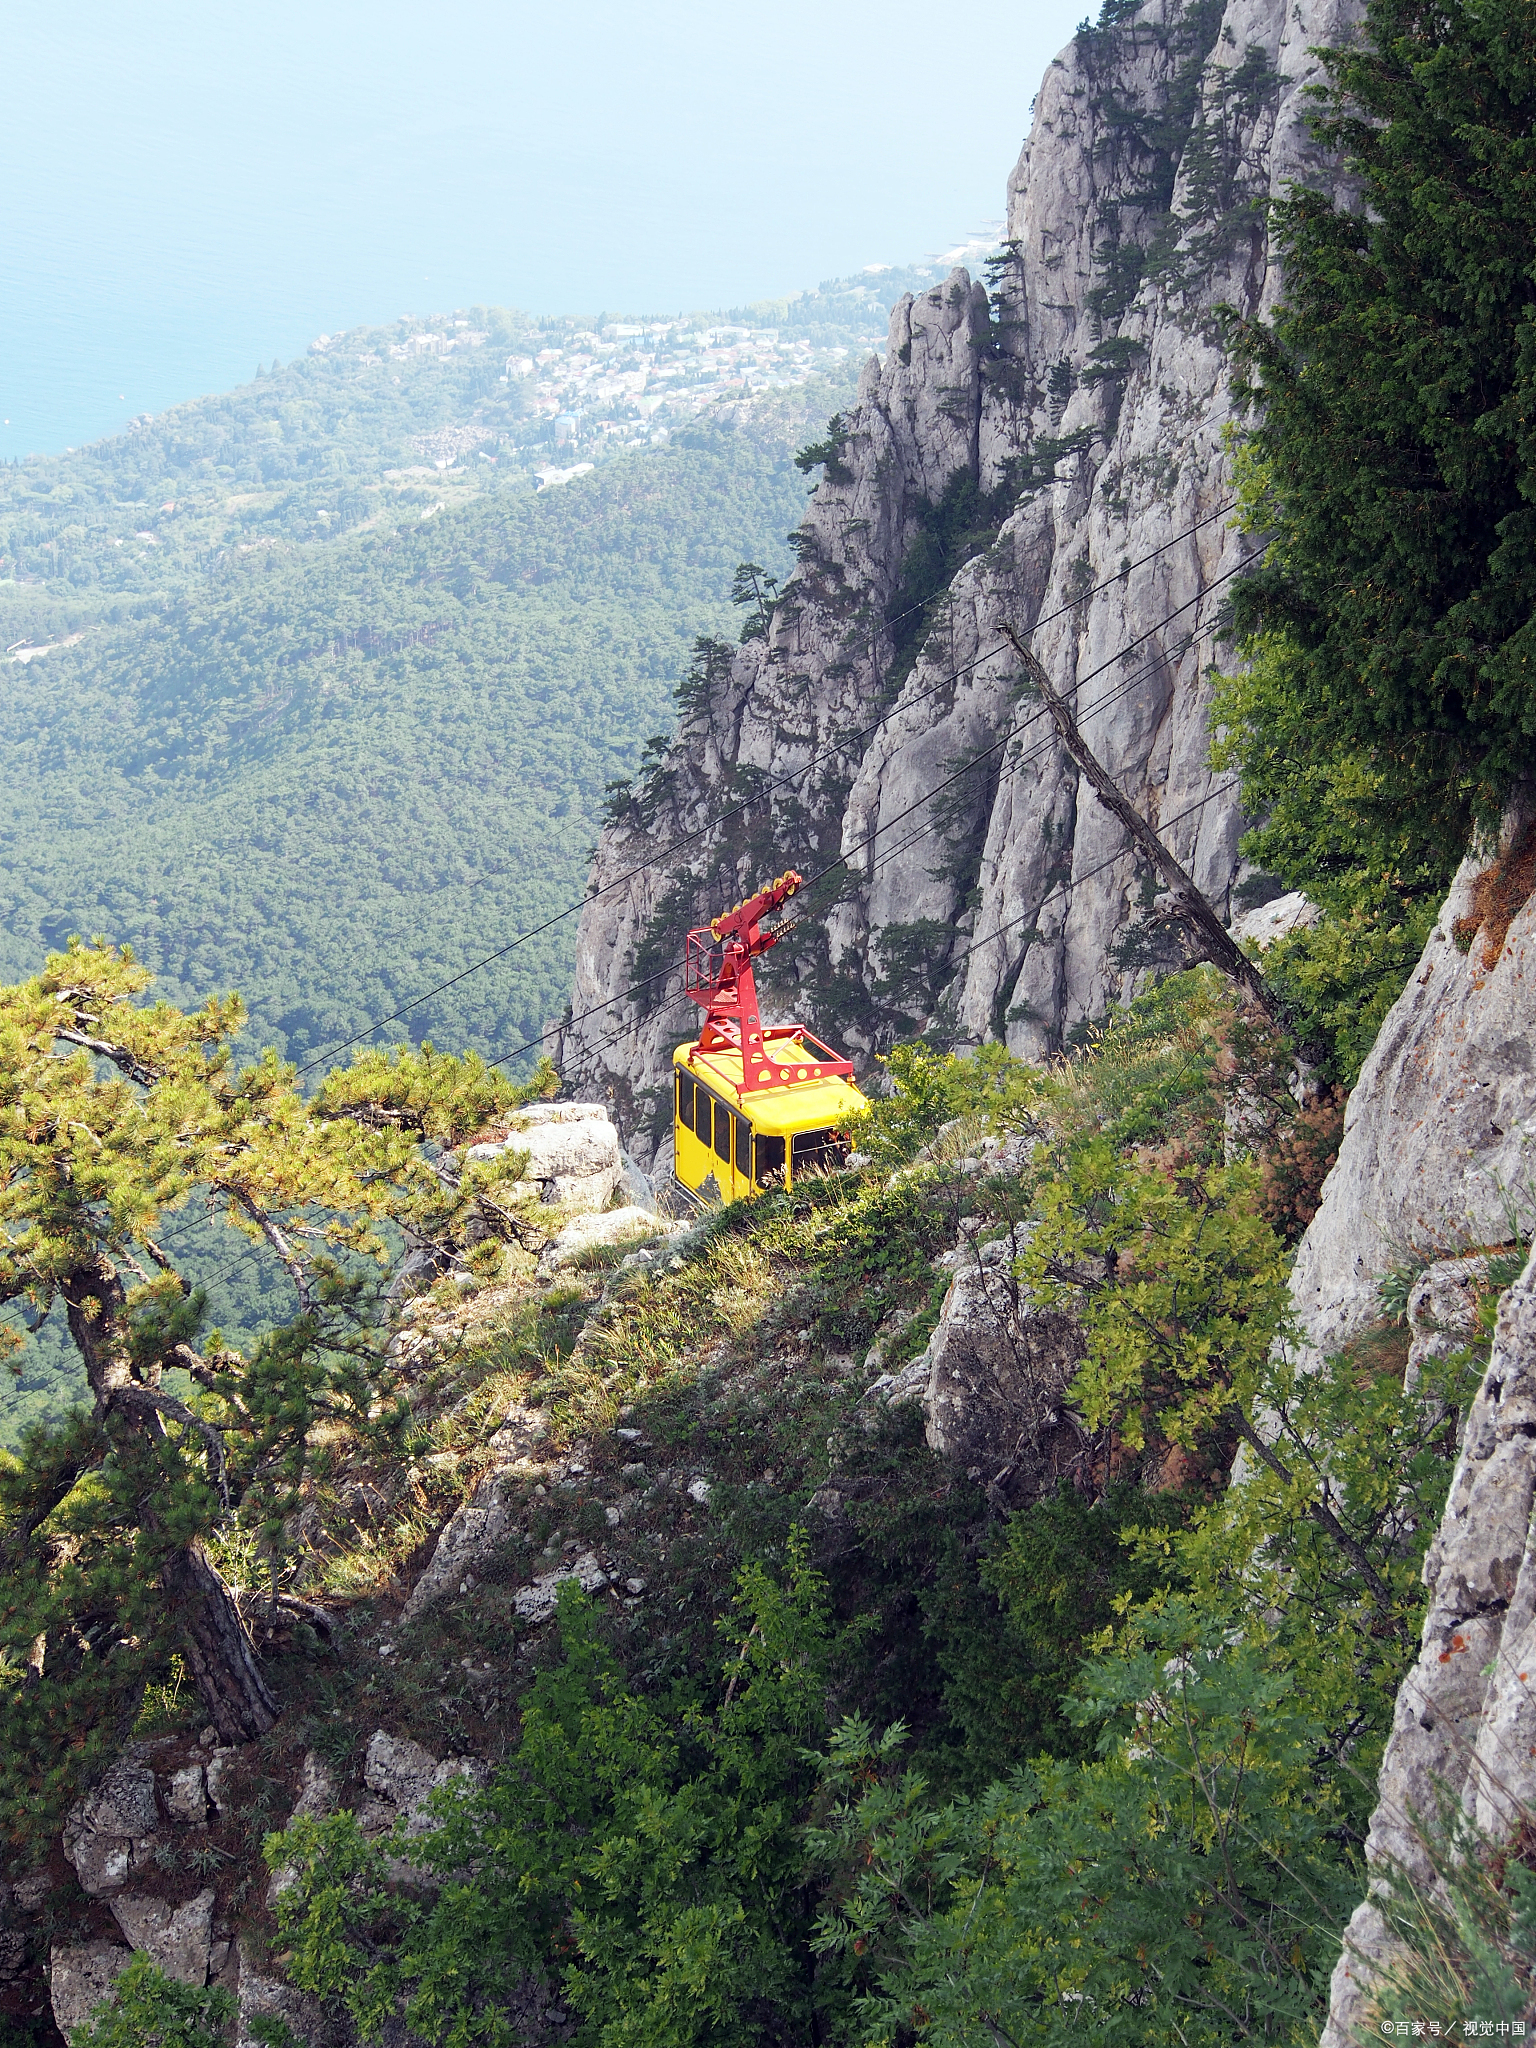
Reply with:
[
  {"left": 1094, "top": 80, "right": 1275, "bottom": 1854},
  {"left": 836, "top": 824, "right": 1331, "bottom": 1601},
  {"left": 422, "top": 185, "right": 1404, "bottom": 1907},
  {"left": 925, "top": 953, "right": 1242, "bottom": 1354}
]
[
  {"left": 310, "top": 310, "right": 888, "bottom": 470},
  {"left": 0, "top": 249, "right": 996, "bottom": 605}
]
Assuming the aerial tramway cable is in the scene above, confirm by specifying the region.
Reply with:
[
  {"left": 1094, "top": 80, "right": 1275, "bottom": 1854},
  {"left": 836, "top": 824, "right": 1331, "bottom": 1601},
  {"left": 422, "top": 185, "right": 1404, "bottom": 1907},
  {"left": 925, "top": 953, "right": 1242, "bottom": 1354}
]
[
  {"left": 293, "top": 499, "right": 1242, "bottom": 1075},
  {"left": 485, "top": 558, "right": 1256, "bottom": 1073},
  {"left": 0, "top": 541, "right": 1254, "bottom": 1340},
  {"left": 554, "top": 778, "right": 1244, "bottom": 1079}
]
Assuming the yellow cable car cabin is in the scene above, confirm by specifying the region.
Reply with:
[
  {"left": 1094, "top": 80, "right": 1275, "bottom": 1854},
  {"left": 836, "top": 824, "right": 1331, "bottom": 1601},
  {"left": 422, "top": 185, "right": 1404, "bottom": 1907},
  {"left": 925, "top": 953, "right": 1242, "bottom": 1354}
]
[
  {"left": 673, "top": 1040, "right": 868, "bottom": 1200},
  {"left": 671, "top": 869, "right": 868, "bottom": 1204}
]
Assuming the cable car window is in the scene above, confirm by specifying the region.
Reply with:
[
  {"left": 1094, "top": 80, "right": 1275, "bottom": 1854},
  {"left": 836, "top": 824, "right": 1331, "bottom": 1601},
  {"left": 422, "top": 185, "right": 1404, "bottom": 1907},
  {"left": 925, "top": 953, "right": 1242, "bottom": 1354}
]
[
  {"left": 792, "top": 1129, "right": 844, "bottom": 1174},
  {"left": 676, "top": 1073, "right": 694, "bottom": 1134},
  {"left": 712, "top": 1097, "right": 731, "bottom": 1163},
  {"left": 734, "top": 1114, "right": 751, "bottom": 1173},
  {"left": 754, "top": 1133, "right": 785, "bottom": 1181}
]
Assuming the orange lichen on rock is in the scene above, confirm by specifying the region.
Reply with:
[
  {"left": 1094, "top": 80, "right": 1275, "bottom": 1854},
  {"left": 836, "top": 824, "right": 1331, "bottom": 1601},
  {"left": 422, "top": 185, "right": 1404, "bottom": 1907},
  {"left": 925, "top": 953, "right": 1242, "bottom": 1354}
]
[{"left": 1452, "top": 816, "right": 1536, "bottom": 967}]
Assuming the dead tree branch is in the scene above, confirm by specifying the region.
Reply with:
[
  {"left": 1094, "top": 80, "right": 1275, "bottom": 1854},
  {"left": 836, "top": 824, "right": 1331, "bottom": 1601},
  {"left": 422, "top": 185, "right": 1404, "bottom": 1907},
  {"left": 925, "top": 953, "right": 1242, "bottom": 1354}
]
[{"left": 1002, "top": 625, "right": 1281, "bottom": 1025}]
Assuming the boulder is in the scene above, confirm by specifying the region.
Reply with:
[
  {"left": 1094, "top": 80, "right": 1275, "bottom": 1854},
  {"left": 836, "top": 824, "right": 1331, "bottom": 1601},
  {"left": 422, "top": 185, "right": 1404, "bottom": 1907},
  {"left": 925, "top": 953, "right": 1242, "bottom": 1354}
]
[
  {"left": 1229, "top": 889, "right": 1320, "bottom": 949},
  {"left": 404, "top": 1464, "right": 532, "bottom": 1620},
  {"left": 236, "top": 1941, "right": 354, "bottom": 2048},
  {"left": 461, "top": 1103, "right": 623, "bottom": 1213},
  {"left": 362, "top": 1731, "right": 486, "bottom": 1837},
  {"left": 266, "top": 1753, "right": 338, "bottom": 1904},
  {"left": 164, "top": 1763, "right": 208, "bottom": 1826},
  {"left": 203, "top": 1745, "right": 243, "bottom": 1816},
  {"left": 537, "top": 1205, "right": 685, "bottom": 1273},
  {"left": 917, "top": 1227, "right": 1091, "bottom": 1503},
  {"left": 288, "top": 1750, "right": 338, "bottom": 1826},
  {"left": 108, "top": 1887, "right": 214, "bottom": 1986},
  {"left": 49, "top": 1939, "right": 132, "bottom": 2035},
  {"left": 63, "top": 1759, "right": 159, "bottom": 1895},
  {"left": 13, "top": 1869, "right": 53, "bottom": 1913},
  {"left": 363, "top": 1731, "right": 439, "bottom": 1816},
  {"left": 513, "top": 1551, "right": 609, "bottom": 1624}
]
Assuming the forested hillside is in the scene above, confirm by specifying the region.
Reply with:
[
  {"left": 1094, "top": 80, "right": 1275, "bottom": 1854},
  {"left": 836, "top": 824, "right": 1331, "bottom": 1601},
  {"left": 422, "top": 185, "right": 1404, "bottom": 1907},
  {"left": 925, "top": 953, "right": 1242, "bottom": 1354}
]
[
  {"left": 0, "top": 262, "right": 964, "bottom": 1073},
  {"left": 0, "top": 423, "right": 815, "bottom": 1070}
]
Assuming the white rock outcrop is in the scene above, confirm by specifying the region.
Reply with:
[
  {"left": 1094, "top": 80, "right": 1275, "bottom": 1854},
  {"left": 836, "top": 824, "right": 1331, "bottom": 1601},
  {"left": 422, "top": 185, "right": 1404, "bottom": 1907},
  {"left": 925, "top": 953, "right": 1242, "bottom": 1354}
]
[
  {"left": 537, "top": 1205, "right": 685, "bottom": 1273},
  {"left": 1290, "top": 811, "right": 1536, "bottom": 1361},
  {"left": 1228, "top": 888, "right": 1319, "bottom": 949},
  {"left": 560, "top": 0, "right": 1361, "bottom": 1167},
  {"left": 1292, "top": 817, "right": 1536, "bottom": 2044},
  {"left": 463, "top": 1102, "right": 623, "bottom": 1213},
  {"left": 513, "top": 1550, "right": 610, "bottom": 1624}
]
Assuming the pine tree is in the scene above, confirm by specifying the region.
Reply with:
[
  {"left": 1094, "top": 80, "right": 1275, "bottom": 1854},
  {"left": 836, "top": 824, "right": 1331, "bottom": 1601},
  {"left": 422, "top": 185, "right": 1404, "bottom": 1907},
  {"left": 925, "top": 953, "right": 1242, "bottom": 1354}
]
[
  {"left": 1222, "top": 0, "right": 1536, "bottom": 896},
  {"left": 0, "top": 940, "right": 542, "bottom": 1835}
]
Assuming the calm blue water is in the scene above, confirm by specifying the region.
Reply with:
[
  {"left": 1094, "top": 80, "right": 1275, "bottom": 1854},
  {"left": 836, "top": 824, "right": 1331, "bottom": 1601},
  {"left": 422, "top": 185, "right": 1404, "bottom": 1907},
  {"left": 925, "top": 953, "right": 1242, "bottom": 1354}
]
[{"left": 2, "top": 0, "right": 1083, "bottom": 459}]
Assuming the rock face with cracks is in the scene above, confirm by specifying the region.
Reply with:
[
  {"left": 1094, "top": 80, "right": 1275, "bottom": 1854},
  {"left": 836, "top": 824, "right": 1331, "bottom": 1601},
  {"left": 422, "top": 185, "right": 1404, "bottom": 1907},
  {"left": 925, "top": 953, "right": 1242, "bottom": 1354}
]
[
  {"left": 1291, "top": 803, "right": 1536, "bottom": 1364},
  {"left": 560, "top": 0, "right": 1362, "bottom": 1171},
  {"left": 917, "top": 1225, "right": 1091, "bottom": 1505},
  {"left": 1289, "top": 814, "right": 1536, "bottom": 2044}
]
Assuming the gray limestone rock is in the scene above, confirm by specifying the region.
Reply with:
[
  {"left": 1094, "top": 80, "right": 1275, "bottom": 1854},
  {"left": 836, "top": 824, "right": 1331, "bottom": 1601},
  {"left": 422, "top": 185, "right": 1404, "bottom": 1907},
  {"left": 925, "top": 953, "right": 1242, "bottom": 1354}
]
[
  {"left": 12, "top": 1869, "right": 53, "bottom": 1913},
  {"left": 164, "top": 1763, "right": 208, "bottom": 1827},
  {"left": 918, "top": 1227, "right": 1091, "bottom": 1503},
  {"left": 559, "top": 0, "right": 1361, "bottom": 1168},
  {"left": 267, "top": 1752, "right": 340, "bottom": 1906},
  {"left": 1320, "top": 1247, "right": 1536, "bottom": 2045},
  {"left": 1293, "top": 816, "right": 1536, "bottom": 2043},
  {"left": 108, "top": 1887, "right": 215, "bottom": 1986},
  {"left": 63, "top": 1760, "right": 160, "bottom": 1896},
  {"left": 1290, "top": 806, "right": 1536, "bottom": 1363},
  {"left": 236, "top": 1942, "right": 356, "bottom": 2048},
  {"left": 402, "top": 1461, "right": 534, "bottom": 1621},
  {"left": 363, "top": 1731, "right": 439, "bottom": 1816},
  {"left": 512, "top": 1551, "right": 609, "bottom": 1624},
  {"left": 460, "top": 1103, "right": 622, "bottom": 1212},
  {"left": 1405, "top": 1254, "right": 1490, "bottom": 1401},
  {"left": 361, "top": 1730, "right": 486, "bottom": 1838},
  {"left": 203, "top": 1744, "right": 243, "bottom": 1816},
  {"left": 537, "top": 1205, "right": 685, "bottom": 1274},
  {"left": 49, "top": 1938, "right": 132, "bottom": 2036}
]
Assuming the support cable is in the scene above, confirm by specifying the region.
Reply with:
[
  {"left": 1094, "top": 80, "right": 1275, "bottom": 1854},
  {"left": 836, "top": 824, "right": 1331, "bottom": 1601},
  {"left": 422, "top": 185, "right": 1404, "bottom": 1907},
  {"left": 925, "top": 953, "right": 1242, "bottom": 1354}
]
[
  {"left": 292, "top": 499, "right": 1241, "bottom": 1075},
  {"left": 0, "top": 544, "right": 1253, "bottom": 1341}
]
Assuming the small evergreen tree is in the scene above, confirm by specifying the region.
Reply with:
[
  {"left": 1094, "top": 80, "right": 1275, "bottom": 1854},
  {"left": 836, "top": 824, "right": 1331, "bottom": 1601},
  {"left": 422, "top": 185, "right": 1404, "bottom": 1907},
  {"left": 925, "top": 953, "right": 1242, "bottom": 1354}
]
[{"left": 0, "top": 940, "right": 542, "bottom": 1839}]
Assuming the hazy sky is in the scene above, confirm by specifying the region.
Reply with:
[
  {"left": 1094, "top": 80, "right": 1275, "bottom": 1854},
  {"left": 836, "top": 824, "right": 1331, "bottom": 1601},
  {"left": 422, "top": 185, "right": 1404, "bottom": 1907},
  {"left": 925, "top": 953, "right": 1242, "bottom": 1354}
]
[{"left": 3, "top": 1, "right": 1086, "bottom": 458}]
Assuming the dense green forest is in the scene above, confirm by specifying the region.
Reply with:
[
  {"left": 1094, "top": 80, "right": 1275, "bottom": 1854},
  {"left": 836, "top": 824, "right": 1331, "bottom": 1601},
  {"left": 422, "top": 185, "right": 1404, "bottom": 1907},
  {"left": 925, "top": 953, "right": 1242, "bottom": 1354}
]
[
  {"left": 0, "top": 259, "right": 957, "bottom": 1077},
  {"left": 0, "top": 425, "right": 814, "bottom": 1067}
]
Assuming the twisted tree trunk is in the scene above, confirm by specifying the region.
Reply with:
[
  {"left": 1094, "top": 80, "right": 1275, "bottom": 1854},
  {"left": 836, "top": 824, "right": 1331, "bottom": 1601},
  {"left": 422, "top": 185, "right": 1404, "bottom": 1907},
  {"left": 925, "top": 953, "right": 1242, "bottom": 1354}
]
[{"left": 64, "top": 1256, "right": 277, "bottom": 1742}]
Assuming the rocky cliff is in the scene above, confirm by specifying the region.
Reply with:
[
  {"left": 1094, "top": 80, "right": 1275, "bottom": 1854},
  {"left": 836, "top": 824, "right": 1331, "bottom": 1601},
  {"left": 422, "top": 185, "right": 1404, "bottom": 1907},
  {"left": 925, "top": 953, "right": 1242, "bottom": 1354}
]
[
  {"left": 562, "top": 0, "right": 1360, "bottom": 1170},
  {"left": 1279, "top": 805, "right": 1536, "bottom": 2043}
]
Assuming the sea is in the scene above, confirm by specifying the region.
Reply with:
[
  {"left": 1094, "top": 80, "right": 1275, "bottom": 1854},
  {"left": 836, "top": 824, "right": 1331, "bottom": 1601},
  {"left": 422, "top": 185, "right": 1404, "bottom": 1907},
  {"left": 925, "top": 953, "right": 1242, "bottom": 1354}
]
[{"left": 1, "top": 0, "right": 1083, "bottom": 460}]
